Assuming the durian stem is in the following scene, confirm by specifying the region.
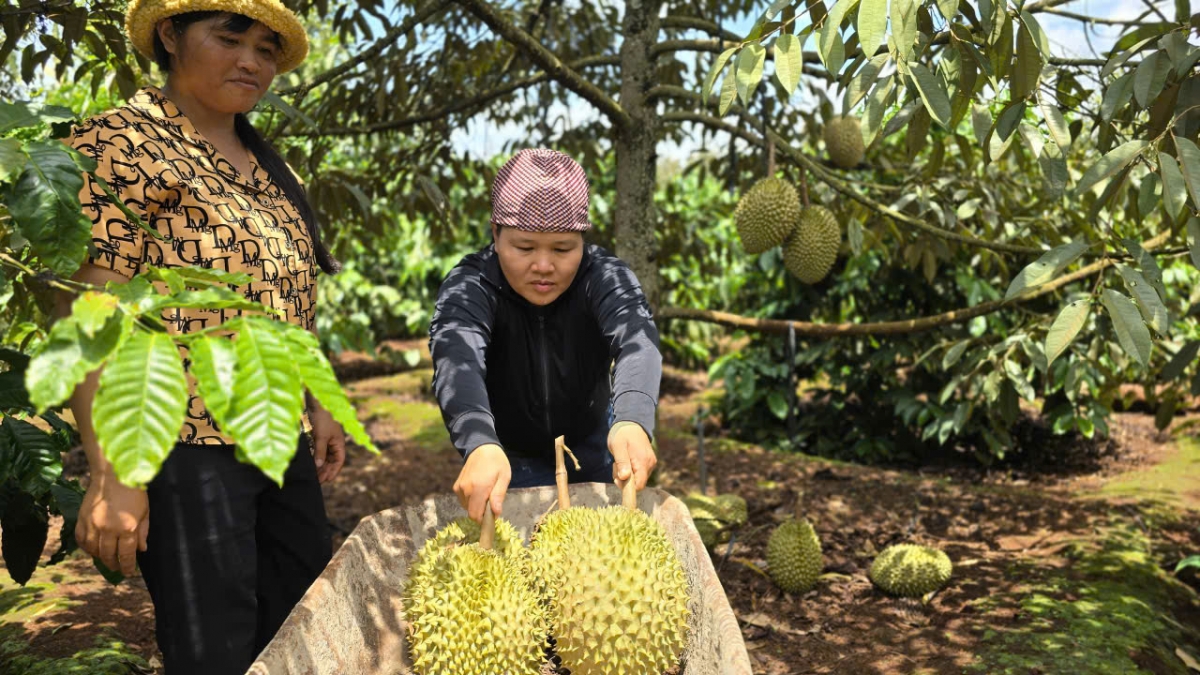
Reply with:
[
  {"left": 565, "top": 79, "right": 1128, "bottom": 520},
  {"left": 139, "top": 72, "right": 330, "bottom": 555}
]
[
  {"left": 798, "top": 166, "right": 810, "bottom": 207},
  {"left": 555, "top": 435, "right": 571, "bottom": 510},
  {"left": 622, "top": 476, "right": 637, "bottom": 510},
  {"left": 480, "top": 498, "right": 496, "bottom": 551}
]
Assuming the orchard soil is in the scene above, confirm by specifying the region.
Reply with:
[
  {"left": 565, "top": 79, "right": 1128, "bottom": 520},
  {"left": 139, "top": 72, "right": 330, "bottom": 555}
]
[{"left": 2, "top": 340, "right": 1199, "bottom": 674}]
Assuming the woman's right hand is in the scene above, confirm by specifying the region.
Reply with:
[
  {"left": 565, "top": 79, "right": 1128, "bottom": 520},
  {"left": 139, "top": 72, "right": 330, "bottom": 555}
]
[
  {"left": 75, "top": 471, "right": 149, "bottom": 576},
  {"left": 452, "top": 444, "right": 511, "bottom": 523}
]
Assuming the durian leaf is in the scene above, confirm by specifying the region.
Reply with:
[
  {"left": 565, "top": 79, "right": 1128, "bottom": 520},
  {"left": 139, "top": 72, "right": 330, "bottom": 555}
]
[
  {"left": 1159, "top": 152, "right": 1188, "bottom": 221},
  {"left": 1121, "top": 238, "right": 1166, "bottom": 301},
  {"left": 1003, "top": 239, "right": 1089, "bottom": 301},
  {"left": 908, "top": 62, "right": 951, "bottom": 127},
  {"left": 702, "top": 47, "right": 738, "bottom": 101},
  {"left": 774, "top": 35, "right": 802, "bottom": 96},
  {"left": 856, "top": 0, "right": 888, "bottom": 60},
  {"left": 1187, "top": 217, "right": 1200, "bottom": 269},
  {"left": 735, "top": 44, "right": 766, "bottom": 106},
  {"left": 1101, "top": 289, "right": 1152, "bottom": 367},
  {"left": 1045, "top": 300, "right": 1090, "bottom": 367},
  {"left": 816, "top": 16, "right": 845, "bottom": 76},
  {"left": 1174, "top": 137, "right": 1200, "bottom": 211},
  {"left": 1039, "top": 97, "right": 1071, "bottom": 151},
  {"left": 1160, "top": 341, "right": 1199, "bottom": 382},
  {"left": 845, "top": 53, "right": 888, "bottom": 111},
  {"left": 942, "top": 340, "right": 970, "bottom": 369},
  {"left": 1133, "top": 50, "right": 1170, "bottom": 108},
  {"left": 1115, "top": 265, "right": 1169, "bottom": 336},
  {"left": 1010, "top": 21, "right": 1041, "bottom": 100},
  {"left": 93, "top": 331, "right": 189, "bottom": 488},
  {"left": 718, "top": 69, "right": 738, "bottom": 116},
  {"left": 1073, "top": 140, "right": 1147, "bottom": 197},
  {"left": 889, "top": 0, "right": 917, "bottom": 62},
  {"left": 936, "top": 0, "right": 958, "bottom": 20},
  {"left": 1100, "top": 71, "right": 1135, "bottom": 122}
]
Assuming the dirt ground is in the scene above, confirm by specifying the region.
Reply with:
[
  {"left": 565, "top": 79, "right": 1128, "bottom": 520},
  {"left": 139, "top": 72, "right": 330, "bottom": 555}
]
[{"left": 2, "top": 343, "right": 1199, "bottom": 674}]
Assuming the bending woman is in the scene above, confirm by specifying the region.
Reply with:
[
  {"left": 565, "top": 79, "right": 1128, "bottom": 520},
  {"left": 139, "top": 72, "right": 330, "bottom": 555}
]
[{"left": 430, "top": 148, "right": 663, "bottom": 522}]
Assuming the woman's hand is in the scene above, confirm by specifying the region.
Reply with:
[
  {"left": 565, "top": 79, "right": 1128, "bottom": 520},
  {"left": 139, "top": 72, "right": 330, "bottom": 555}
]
[
  {"left": 75, "top": 470, "right": 149, "bottom": 576},
  {"left": 310, "top": 404, "right": 346, "bottom": 484},
  {"left": 453, "top": 444, "right": 510, "bottom": 523},
  {"left": 608, "top": 421, "right": 656, "bottom": 491}
]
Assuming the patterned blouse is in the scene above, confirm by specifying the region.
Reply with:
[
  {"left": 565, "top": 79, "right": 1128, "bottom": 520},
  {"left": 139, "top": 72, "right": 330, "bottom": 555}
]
[{"left": 71, "top": 86, "right": 318, "bottom": 446}]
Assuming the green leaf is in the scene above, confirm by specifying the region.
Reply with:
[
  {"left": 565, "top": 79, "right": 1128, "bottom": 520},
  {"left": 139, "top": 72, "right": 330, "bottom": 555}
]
[
  {"left": 7, "top": 140, "right": 92, "bottom": 277},
  {"left": 167, "top": 266, "right": 254, "bottom": 288},
  {"left": 1101, "top": 289, "right": 1153, "bottom": 367},
  {"left": 1160, "top": 341, "right": 1199, "bottom": 382},
  {"left": 774, "top": 35, "right": 803, "bottom": 95},
  {"left": 281, "top": 326, "right": 376, "bottom": 453},
  {"left": 1122, "top": 238, "right": 1166, "bottom": 301},
  {"left": 889, "top": 0, "right": 917, "bottom": 62},
  {"left": 1133, "top": 51, "right": 1171, "bottom": 107},
  {"left": 1138, "top": 174, "right": 1160, "bottom": 220},
  {"left": 47, "top": 478, "right": 83, "bottom": 564},
  {"left": 1039, "top": 141, "right": 1068, "bottom": 198},
  {"left": 261, "top": 91, "right": 318, "bottom": 132},
  {"left": 767, "top": 391, "right": 789, "bottom": 420},
  {"left": 1100, "top": 72, "right": 1135, "bottom": 122},
  {"left": 1045, "top": 300, "right": 1090, "bottom": 367},
  {"left": 1177, "top": 555, "right": 1200, "bottom": 573},
  {"left": 845, "top": 53, "right": 888, "bottom": 111},
  {"left": 735, "top": 44, "right": 767, "bottom": 106},
  {"left": 702, "top": 47, "right": 738, "bottom": 101},
  {"left": 143, "top": 288, "right": 276, "bottom": 315},
  {"left": 718, "top": 69, "right": 738, "bottom": 116},
  {"left": 1011, "top": 21, "right": 1041, "bottom": 100},
  {"left": 1004, "top": 360, "right": 1036, "bottom": 402},
  {"left": 857, "top": 0, "right": 888, "bottom": 59},
  {"left": 942, "top": 341, "right": 970, "bottom": 369},
  {"left": 1116, "top": 264, "right": 1169, "bottom": 335},
  {"left": 1159, "top": 152, "right": 1188, "bottom": 221},
  {"left": 0, "top": 485, "right": 49, "bottom": 585},
  {"left": 1155, "top": 392, "right": 1177, "bottom": 431},
  {"left": 26, "top": 314, "right": 128, "bottom": 412},
  {"left": 1004, "top": 239, "right": 1089, "bottom": 301},
  {"left": 863, "top": 76, "right": 895, "bottom": 146},
  {"left": 189, "top": 335, "right": 238, "bottom": 428},
  {"left": 937, "top": 0, "right": 959, "bottom": 20},
  {"left": 71, "top": 292, "right": 119, "bottom": 339},
  {"left": 1187, "top": 217, "right": 1200, "bottom": 269},
  {"left": 224, "top": 318, "right": 304, "bottom": 485},
  {"left": 1073, "top": 140, "right": 1148, "bottom": 197},
  {"left": 94, "top": 331, "right": 189, "bottom": 487},
  {"left": 0, "top": 139, "right": 25, "bottom": 183},
  {"left": 0, "top": 101, "right": 73, "bottom": 134},
  {"left": 1039, "top": 98, "right": 1071, "bottom": 151},
  {"left": 0, "top": 417, "right": 63, "bottom": 497},
  {"left": 1174, "top": 137, "right": 1200, "bottom": 212},
  {"left": 908, "top": 63, "right": 951, "bottom": 127},
  {"left": 816, "top": 16, "right": 845, "bottom": 76}
]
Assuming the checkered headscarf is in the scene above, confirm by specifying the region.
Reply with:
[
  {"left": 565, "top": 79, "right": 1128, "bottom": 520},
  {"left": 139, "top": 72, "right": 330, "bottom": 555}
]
[{"left": 491, "top": 148, "right": 592, "bottom": 232}]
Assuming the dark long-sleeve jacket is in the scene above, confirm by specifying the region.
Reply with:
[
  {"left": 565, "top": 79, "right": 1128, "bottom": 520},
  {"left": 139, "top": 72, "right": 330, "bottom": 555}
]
[{"left": 429, "top": 243, "right": 661, "bottom": 463}]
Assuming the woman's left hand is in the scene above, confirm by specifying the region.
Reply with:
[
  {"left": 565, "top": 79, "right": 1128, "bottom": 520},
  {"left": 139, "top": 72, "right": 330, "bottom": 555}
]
[
  {"left": 608, "top": 422, "right": 657, "bottom": 491},
  {"left": 310, "top": 404, "right": 346, "bottom": 484}
]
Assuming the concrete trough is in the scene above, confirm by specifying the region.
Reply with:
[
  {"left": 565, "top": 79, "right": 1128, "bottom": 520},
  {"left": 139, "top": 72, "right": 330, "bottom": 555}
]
[{"left": 249, "top": 483, "right": 753, "bottom": 674}]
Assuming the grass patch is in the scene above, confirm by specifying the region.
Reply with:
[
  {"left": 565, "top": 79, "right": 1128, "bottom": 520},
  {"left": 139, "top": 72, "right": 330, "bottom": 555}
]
[
  {"left": 0, "top": 632, "right": 149, "bottom": 675},
  {"left": 967, "top": 523, "right": 1200, "bottom": 674},
  {"left": 361, "top": 398, "right": 451, "bottom": 450},
  {"left": 1093, "top": 436, "right": 1200, "bottom": 513}
]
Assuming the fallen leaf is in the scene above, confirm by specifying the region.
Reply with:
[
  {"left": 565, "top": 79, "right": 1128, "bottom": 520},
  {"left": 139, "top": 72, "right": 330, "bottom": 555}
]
[{"left": 1178, "top": 647, "right": 1200, "bottom": 672}]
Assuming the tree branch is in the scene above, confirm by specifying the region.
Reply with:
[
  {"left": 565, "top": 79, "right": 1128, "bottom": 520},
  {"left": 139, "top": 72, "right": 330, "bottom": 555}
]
[
  {"left": 657, "top": 233, "right": 1171, "bottom": 337},
  {"left": 454, "top": 0, "right": 631, "bottom": 129},
  {"left": 652, "top": 38, "right": 824, "bottom": 67},
  {"left": 285, "top": 55, "right": 619, "bottom": 137},
  {"left": 1038, "top": 7, "right": 1161, "bottom": 25},
  {"left": 277, "top": 0, "right": 454, "bottom": 99},
  {"left": 660, "top": 16, "right": 742, "bottom": 42}
]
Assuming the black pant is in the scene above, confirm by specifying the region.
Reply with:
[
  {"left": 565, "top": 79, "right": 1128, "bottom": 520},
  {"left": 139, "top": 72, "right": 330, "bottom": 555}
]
[{"left": 136, "top": 439, "right": 332, "bottom": 675}]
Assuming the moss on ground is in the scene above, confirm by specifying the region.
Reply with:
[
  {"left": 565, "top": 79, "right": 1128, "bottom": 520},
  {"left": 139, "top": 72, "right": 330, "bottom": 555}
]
[
  {"left": 967, "top": 523, "right": 1200, "bottom": 674},
  {"left": 361, "top": 398, "right": 451, "bottom": 450},
  {"left": 1093, "top": 436, "right": 1200, "bottom": 514},
  {"left": 0, "top": 632, "right": 149, "bottom": 675}
]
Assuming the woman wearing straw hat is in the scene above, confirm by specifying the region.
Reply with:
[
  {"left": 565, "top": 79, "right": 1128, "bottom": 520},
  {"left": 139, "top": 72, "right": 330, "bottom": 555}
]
[
  {"left": 64, "top": 1, "right": 341, "bottom": 671},
  {"left": 430, "top": 148, "right": 663, "bottom": 524}
]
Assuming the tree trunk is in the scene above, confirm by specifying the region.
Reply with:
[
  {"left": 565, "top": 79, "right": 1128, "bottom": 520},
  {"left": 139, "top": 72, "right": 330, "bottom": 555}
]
[{"left": 614, "top": 0, "right": 662, "bottom": 309}]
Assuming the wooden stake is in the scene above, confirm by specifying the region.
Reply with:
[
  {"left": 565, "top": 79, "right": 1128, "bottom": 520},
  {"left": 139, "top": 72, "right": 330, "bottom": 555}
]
[
  {"left": 480, "top": 497, "right": 496, "bottom": 551},
  {"left": 555, "top": 435, "right": 570, "bottom": 510},
  {"left": 622, "top": 475, "right": 637, "bottom": 510}
]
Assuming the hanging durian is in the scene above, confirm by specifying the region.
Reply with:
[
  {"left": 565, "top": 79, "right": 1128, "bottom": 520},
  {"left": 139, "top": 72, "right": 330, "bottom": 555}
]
[
  {"left": 869, "top": 543, "right": 953, "bottom": 597},
  {"left": 735, "top": 177, "right": 802, "bottom": 254},
  {"left": 783, "top": 206, "right": 842, "bottom": 284},
  {"left": 824, "top": 115, "right": 865, "bottom": 168}
]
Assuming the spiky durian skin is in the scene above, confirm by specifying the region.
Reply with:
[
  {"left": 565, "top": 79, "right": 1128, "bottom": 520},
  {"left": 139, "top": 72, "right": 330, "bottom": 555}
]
[
  {"left": 529, "top": 507, "right": 599, "bottom": 602},
  {"left": 766, "top": 519, "right": 823, "bottom": 593},
  {"left": 683, "top": 493, "right": 748, "bottom": 549},
  {"left": 532, "top": 506, "right": 690, "bottom": 675},
  {"left": 714, "top": 494, "right": 748, "bottom": 527},
  {"left": 824, "top": 116, "right": 865, "bottom": 168},
  {"left": 735, "top": 177, "right": 801, "bottom": 254},
  {"left": 404, "top": 519, "right": 546, "bottom": 675},
  {"left": 868, "top": 544, "right": 953, "bottom": 597},
  {"left": 783, "top": 206, "right": 841, "bottom": 284}
]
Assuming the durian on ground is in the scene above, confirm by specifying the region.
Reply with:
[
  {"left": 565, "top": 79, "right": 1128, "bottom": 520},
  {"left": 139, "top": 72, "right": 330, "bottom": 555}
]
[
  {"left": 683, "top": 492, "right": 748, "bottom": 549},
  {"left": 530, "top": 504, "right": 692, "bottom": 675},
  {"left": 766, "top": 518, "right": 824, "bottom": 593},
  {"left": 868, "top": 543, "right": 953, "bottom": 597},
  {"left": 403, "top": 517, "right": 547, "bottom": 675}
]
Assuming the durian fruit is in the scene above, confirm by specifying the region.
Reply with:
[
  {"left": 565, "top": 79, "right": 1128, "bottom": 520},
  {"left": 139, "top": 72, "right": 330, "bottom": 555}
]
[
  {"left": 783, "top": 206, "right": 841, "bottom": 284},
  {"left": 766, "top": 518, "right": 823, "bottom": 593},
  {"left": 404, "top": 517, "right": 546, "bottom": 675},
  {"left": 735, "top": 177, "right": 802, "bottom": 254},
  {"left": 715, "top": 494, "right": 748, "bottom": 527},
  {"left": 534, "top": 505, "right": 690, "bottom": 675},
  {"left": 683, "top": 492, "right": 748, "bottom": 549},
  {"left": 531, "top": 436, "right": 691, "bottom": 675},
  {"left": 824, "top": 115, "right": 865, "bottom": 168},
  {"left": 869, "top": 543, "right": 953, "bottom": 597}
]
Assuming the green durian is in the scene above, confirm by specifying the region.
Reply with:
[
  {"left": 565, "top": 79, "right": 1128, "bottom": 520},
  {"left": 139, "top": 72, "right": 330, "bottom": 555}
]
[
  {"left": 735, "top": 177, "right": 801, "bottom": 254},
  {"left": 532, "top": 506, "right": 690, "bottom": 675},
  {"left": 714, "top": 494, "right": 748, "bottom": 527},
  {"left": 766, "top": 519, "right": 823, "bottom": 593},
  {"left": 824, "top": 115, "right": 865, "bottom": 168},
  {"left": 683, "top": 492, "right": 748, "bottom": 549},
  {"left": 783, "top": 206, "right": 841, "bottom": 284},
  {"left": 869, "top": 544, "right": 953, "bottom": 597},
  {"left": 404, "top": 518, "right": 546, "bottom": 675}
]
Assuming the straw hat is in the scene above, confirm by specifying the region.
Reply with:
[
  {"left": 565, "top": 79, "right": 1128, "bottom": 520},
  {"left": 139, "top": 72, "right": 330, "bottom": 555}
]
[{"left": 125, "top": 0, "right": 309, "bottom": 73}]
